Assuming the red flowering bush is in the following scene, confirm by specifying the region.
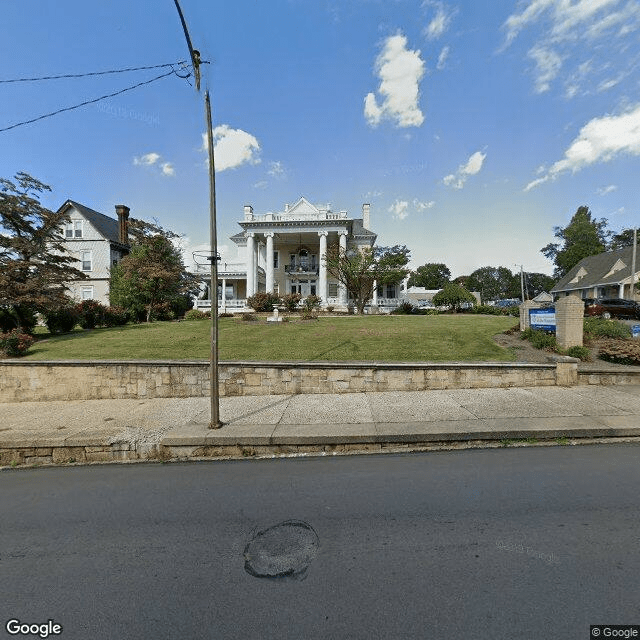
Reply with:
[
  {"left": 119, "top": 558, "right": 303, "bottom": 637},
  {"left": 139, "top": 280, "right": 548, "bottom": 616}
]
[{"left": 0, "top": 330, "right": 35, "bottom": 357}]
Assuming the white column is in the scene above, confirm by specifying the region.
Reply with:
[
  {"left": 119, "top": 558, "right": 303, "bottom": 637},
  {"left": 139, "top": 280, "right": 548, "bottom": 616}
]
[
  {"left": 373, "top": 279, "right": 378, "bottom": 305},
  {"left": 246, "top": 233, "right": 255, "bottom": 298},
  {"left": 318, "top": 231, "right": 327, "bottom": 305},
  {"left": 221, "top": 278, "right": 227, "bottom": 312},
  {"left": 265, "top": 232, "right": 274, "bottom": 293},
  {"left": 338, "top": 230, "right": 348, "bottom": 305},
  {"left": 619, "top": 283, "right": 625, "bottom": 298}
]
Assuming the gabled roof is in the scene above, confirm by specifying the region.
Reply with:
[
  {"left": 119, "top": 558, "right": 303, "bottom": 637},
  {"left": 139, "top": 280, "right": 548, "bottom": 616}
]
[
  {"left": 552, "top": 245, "right": 639, "bottom": 292},
  {"left": 287, "top": 196, "right": 319, "bottom": 216},
  {"left": 59, "top": 200, "right": 126, "bottom": 246}
]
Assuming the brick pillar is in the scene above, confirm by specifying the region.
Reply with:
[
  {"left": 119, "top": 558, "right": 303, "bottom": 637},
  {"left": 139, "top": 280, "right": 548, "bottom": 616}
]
[
  {"left": 519, "top": 300, "right": 542, "bottom": 331},
  {"left": 555, "top": 295, "right": 584, "bottom": 349}
]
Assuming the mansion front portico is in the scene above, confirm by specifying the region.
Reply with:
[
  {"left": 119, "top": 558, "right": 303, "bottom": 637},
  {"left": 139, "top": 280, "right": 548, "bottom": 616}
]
[{"left": 195, "top": 197, "right": 403, "bottom": 311}]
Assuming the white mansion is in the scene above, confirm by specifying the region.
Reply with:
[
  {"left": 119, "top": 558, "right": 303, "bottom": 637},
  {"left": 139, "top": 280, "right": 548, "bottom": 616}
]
[{"left": 195, "top": 197, "right": 403, "bottom": 311}]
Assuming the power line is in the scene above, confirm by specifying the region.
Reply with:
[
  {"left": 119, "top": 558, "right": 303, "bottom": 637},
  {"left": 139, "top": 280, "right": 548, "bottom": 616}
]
[
  {"left": 0, "top": 61, "right": 189, "bottom": 84},
  {"left": 0, "top": 69, "right": 179, "bottom": 133}
]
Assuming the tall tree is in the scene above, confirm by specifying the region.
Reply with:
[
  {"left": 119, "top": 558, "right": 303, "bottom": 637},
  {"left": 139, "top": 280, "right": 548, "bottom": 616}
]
[
  {"left": 407, "top": 263, "right": 451, "bottom": 289},
  {"left": 0, "top": 172, "right": 86, "bottom": 332},
  {"left": 110, "top": 222, "right": 200, "bottom": 322},
  {"left": 609, "top": 227, "right": 640, "bottom": 251},
  {"left": 324, "top": 244, "right": 410, "bottom": 314},
  {"left": 465, "top": 266, "right": 516, "bottom": 303},
  {"left": 432, "top": 283, "right": 476, "bottom": 312},
  {"left": 541, "top": 206, "right": 610, "bottom": 279}
]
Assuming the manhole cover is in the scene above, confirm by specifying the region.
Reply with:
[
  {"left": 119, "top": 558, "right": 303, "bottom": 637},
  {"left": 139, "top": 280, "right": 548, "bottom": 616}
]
[{"left": 244, "top": 520, "right": 319, "bottom": 580}]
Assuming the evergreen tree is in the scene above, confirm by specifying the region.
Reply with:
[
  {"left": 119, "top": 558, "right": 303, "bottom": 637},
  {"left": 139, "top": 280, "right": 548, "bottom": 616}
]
[
  {"left": 0, "top": 172, "right": 86, "bottom": 332},
  {"left": 541, "top": 206, "right": 609, "bottom": 278}
]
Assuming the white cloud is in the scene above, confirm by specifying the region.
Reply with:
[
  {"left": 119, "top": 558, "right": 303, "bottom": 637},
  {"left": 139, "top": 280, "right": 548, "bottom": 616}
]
[
  {"left": 267, "top": 160, "right": 286, "bottom": 178},
  {"left": 389, "top": 199, "right": 410, "bottom": 220},
  {"left": 160, "top": 162, "right": 175, "bottom": 177},
  {"left": 436, "top": 46, "right": 450, "bottom": 70},
  {"left": 525, "top": 104, "right": 640, "bottom": 190},
  {"left": 202, "top": 125, "right": 261, "bottom": 171},
  {"left": 528, "top": 45, "right": 563, "bottom": 93},
  {"left": 253, "top": 180, "right": 268, "bottom": 189},
  {"left": 443, "top": 150, "right": 487, "bottom": 189},
  {"left": 424, "top": 2, "right": 455, "bottom": 40},
  {"left": 133, "top": 152, "right": 174, "bottom": 177},
  {"left": 413, "top": 198, "right": 435, "bottom": 211},
  {"left": 133, "top": 152, "right": 160, "bottom": 166},
  {"left": 597, "top": 184, "right": 618, "bottom": 195},
  {"left": 501, "top": 0, "right": 640, "bottom": 95},
  {"left": 364, "top": 33, "right": 425, "bottom": 128}
]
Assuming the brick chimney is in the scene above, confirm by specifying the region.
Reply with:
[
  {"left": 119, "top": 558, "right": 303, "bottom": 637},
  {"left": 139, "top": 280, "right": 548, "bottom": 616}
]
[
  {"left": 115, "top": 205, "right": 130, "bottom": 245},
  {"left": 362, "top": 203, "right": 370, "bottom": 230}
]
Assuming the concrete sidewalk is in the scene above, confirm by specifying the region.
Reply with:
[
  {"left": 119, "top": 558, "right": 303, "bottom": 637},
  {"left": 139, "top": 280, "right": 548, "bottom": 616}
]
[{"left": 2, "top": 385, "right": 640, "bottom": 466}]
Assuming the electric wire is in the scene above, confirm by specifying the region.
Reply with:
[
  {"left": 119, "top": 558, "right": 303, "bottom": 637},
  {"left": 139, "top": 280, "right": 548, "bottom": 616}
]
[
  {"left": 0, "top": 69, "right": 179, "bottom": 133},
  {"left": 0, "top": 61, "right": 189, "bottom": 84}
]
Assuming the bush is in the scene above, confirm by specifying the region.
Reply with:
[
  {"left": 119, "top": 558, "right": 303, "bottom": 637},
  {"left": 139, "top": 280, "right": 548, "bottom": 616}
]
[
  {"left": 472, "top": 304, "right": 504, "bottom": 315},
  {"left": 184, "top": 309, "right": 210, "bottom": 321},
  {"left": 0, "top": 307, "right": 38, "bottom": 334},
  {"left": 584, "top": 317, "right": 632, "bottom": 339},
  {"left": 247, "top": 292, "right": 281, "bottom": 312},
  {"left": 521, "top": 327, "right": 558, "bottom": 351},
  {"left": 565, "top": 345, "right": 592, "bottom": 361},
  {"left": 281, "top": 293, "right": 301, "bottom": 312},
  {"left": 219, "top": 312, "right": 234, "bottom": 318},
  {"left": 300, "top": 309, "right": 318, "bottom": 321},
  {"left": 44, "top": 306, "right": 79, "bottom": 334},
  {"left": 391, "top": 301, "right": 415, "bottom": 315},
  {"left": 326, "top": 305, "right": 335, "bottom": 313},
  {"left": 241, "top": 312, "right": 258, "bottom": 321},
  {"left": 0, "top": 330, "right": 35, "bottom": 357},
  {"left": 303, "top": 295, "right": 322, "bottom": 311},
  {"left": 504, "top": 305, "right": 520, "bottom": 317},
  {"left": 75, "top": 300, "right": 107, "bottom": 329},
  {"left": 103, "top": 306, "right": 129, "bottom": 327},
  {"left": 150, "top": 302, "right": 174, "bottom": 321},
  {"left": 598, "top": 339, "right": 640, "bottom": 366}
]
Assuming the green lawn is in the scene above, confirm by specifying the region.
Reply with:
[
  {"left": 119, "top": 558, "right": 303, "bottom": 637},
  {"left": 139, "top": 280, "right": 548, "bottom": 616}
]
[{"left": 24, "top": 315, "right": 518, "bottom": 362}]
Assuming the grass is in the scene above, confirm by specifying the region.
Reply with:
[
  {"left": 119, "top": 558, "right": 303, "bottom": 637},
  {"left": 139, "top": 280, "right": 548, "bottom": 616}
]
[{"left": 23, "top": 315, "right": 518, "bottom": 362}]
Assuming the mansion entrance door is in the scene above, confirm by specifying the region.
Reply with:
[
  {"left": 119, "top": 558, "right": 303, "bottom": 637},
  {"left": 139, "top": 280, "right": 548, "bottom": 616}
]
[{"left": 291, "top": 279, "right": 317, "bottom": 297}]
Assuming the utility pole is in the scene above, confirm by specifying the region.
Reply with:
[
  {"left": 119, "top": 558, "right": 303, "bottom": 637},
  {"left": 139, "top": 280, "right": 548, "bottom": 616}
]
[
  {"left": 173, "top": 0, "right": 222, "bottom": 428},
  {"left": 631, "top": 227, "right": 637, "bottom": 301}
]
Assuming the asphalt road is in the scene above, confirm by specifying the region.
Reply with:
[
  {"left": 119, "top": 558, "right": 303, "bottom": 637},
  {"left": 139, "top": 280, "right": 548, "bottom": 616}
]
[{"left": 1, "top": 445, "right": 640, "bottom": 640}]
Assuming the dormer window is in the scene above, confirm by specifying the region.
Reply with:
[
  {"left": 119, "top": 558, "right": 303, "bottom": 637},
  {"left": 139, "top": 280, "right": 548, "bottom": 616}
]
[
  {"left": 605, "top": 259, "right": 626, "bottom": 279},
  {"left": 569, "top": 266, "right": 587, "bottom": 284}
]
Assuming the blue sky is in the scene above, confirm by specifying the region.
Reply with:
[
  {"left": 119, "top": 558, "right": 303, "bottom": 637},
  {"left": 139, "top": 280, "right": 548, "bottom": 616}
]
[{"left": 2, "top": 0, "right": 639, "bottom": 278}]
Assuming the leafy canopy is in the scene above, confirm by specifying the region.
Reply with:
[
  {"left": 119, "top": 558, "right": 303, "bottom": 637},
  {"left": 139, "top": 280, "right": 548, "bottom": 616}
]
[
  {"left": 0, "top": 172, "right": 86, "bottom": 331},
  {"left": 432, "top": 283, "right": 476, "bottom": 311},
  {"left": 465, "top": 266, "right": 516, "bottom": 303},
  {"left": 541, "top": 206, "right": 610, "bottom": 279},
  {"left": 408, "top": 263, "right": 451, "bottom": 289},
  {"left": 324, "top": 244, "right": 410, "bottom": 314}
]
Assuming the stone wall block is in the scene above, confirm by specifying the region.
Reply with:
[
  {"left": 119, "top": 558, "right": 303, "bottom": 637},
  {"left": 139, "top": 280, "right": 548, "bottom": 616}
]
[{"left": 556, "top": 295, "right": 584, "bottom": 349}]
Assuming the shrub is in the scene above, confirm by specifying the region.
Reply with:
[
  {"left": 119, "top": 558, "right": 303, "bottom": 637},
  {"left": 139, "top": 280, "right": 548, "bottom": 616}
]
[
  {"left": 584, "top": 317, "right": 632, "bottom": 339},
  {"left": 472, "top": 304, "right": 503, "bottom": 315},
  {"left": 218, "top": 312, "right": 234, "bottom": 318},
  {"left": 103, "top": 306, "right": 129, "bottom": 327},
  {"left": 247, "top": 292, "right": 281, "bottom": 312},
  {"left": 0, "top": 307, "right": 38, "bottom": 334},
  {"left": 326, "top": 305, "right": 335, "bottom": 313},
  {"left": 281, "top": 293, "right": 301, "bottom": 312},
  {"left": 504, "top": 305, "right": 520, "bottom": 317},
  {"left": 75, "top": 300, "right": 107, "bottom": 329},
  {"left": 303, "top": 295, "right": 322, "bottom": 311},
  {"left": 565, "top": 345, "right": 592, "bottom": 361},
  {"left": 597, "top": 339, "right": 640, "bottom": 366},
  {"left": 391, "top": 301, "right": 415, "bottom": 315},
  {"left": 521, "top": 327, "right": 558, "bottom": 351},
  {"left": 0, "top": 330, "right": 35, "bottom": 357},
  {"left": 241, "top": 312, "right": 258, "bottom": 321},
  {"left": 184, "top": 309, "right": 210, "bottom": 321},
  {"left": 44, "top": 306, "right": 79, "bottom": 334},
  {"left": 300, "top": 309, "right": 318, "bottom": 321},
  {"left": 150, "top": 302, "right": 174, "bottom": 321}
]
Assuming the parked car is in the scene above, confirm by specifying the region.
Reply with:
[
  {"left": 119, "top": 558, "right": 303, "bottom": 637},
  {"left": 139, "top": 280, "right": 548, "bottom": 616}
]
[{"left": 585, "top": 297, "right": 640, "bottom": 320}]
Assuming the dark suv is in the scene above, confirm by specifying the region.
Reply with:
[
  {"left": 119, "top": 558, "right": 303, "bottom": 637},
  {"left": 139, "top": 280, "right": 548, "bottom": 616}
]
[{"left": 586, "top": 298, "right": 640, "bottom": 320}]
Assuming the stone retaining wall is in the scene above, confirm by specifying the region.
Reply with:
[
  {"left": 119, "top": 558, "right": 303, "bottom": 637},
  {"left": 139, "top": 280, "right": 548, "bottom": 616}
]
[{"left": 1, "top": 360, "right": 568, "bottom": 403}]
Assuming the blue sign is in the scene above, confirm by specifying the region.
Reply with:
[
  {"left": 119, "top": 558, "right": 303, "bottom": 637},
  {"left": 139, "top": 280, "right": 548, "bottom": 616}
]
[
  {"left": 632, "top": 325, "right": 640, "bottom": 339},
  {"left": 529, "top": 307, "right": 556, "bottom": 332}
]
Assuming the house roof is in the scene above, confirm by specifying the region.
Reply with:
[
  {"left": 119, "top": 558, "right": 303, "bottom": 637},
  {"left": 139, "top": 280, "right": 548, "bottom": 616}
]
[
  {"left": 552, "top": 245, "right": 639, "bottom": 293},
  {"left": 351, "top": 218, "right": 377, "bottom": 241},
  {"left": 59, "top": 200, "right": 127, "bottom": 247}
]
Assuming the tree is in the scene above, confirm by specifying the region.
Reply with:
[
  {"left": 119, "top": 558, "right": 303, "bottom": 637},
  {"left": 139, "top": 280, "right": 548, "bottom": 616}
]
[
  {"left": 465, "top": 266, "right": 516, "bottom": 303},
  {"left": 609, "top": 227, "right": 640, "bottom": 251},
  {"left": 110, "top": 222, "right": 200, "bottom": 322},
  {"left": 407, "top": 263, "right": 451, "bottom": 289},
  {"left": 432, "top": 283, "right": 476, "bottom": 312},
  {"left": 541, "top": 206, "right": 610, "bottom": 279},
  {"left": 324, "top": 244, "right": 410, "bottom": 314},
  {"left": 523, "top": 272, "right": 556, "bottom": 299},
  {"left": 0, "top": 172, "right": 86, "bottom": 332}
]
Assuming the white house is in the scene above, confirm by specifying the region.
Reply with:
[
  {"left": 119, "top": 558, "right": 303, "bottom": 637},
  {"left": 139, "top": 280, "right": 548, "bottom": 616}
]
[
  {"left": 57, "top": 200, "right": 130, "bottom": 305},
  {"left": 194, "top": 197, "right": 403, "bottom": 311}
]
